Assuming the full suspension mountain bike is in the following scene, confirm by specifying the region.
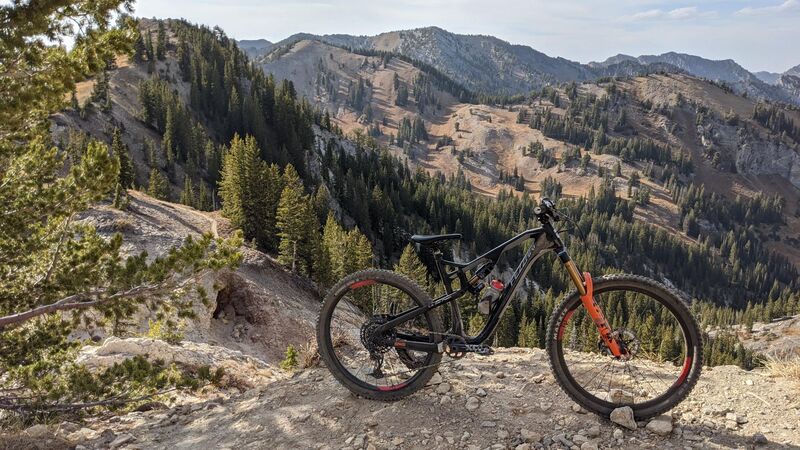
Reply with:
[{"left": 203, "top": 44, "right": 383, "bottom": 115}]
[{"left": 316, "top": 198, "right": 702, "bottom": 419}]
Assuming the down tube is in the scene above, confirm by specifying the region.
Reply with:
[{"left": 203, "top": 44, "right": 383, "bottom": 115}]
[{"left": 467, "top": 236, "right": 552, "bottom": 344}]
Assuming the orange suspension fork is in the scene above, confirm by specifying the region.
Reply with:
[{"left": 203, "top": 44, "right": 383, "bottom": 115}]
[{"left": 563, "top": 258, "right": 624, "bottom": 358}]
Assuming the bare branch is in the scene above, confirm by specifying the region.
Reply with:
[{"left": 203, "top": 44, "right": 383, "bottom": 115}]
[{"left": 0, "top": 273, "right": 204, "bottom": 330}]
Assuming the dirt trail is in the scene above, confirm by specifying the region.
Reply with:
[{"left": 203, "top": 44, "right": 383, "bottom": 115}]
[{"left": 54, "top": 348, "right": 799, "bottom": 450}]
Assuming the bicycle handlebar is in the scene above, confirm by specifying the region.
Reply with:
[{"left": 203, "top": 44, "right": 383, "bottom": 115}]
[{"left": 534, "top": 197, "right": 560, "bottom": 223}]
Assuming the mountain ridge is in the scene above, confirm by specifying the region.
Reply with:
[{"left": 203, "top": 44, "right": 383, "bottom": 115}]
[{"left": 240, "top": 27, "right": 799, "bottom": 105}]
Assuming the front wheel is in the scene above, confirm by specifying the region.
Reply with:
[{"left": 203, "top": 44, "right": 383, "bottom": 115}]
[{"left": 546, "top": 274, "right": 702, "bottom": 420}]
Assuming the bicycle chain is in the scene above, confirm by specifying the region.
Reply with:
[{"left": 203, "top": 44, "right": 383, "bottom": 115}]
[{"left": 373, "top": 330, "right": 482, "bottom": 380}]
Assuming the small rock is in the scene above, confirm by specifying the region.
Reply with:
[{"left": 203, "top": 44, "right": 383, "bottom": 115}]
[
  {"left": 481, "top": 420, "right": 497, "bottom": 428},
  {"left": 608, "top": 389, "right": 635, "bottom": 404},
  {"left": 495, "top": 371, "right": 506, "bottom": 379},
  {"left": 466, "top": 396, "right": 481, "bottom": 411},
  {"left": 538, "top": 401, "right": 552, "bottom": 411},
  {"left": 646, "top": 415, "right": 673, "bottom": 436},
  {"left": 531, "top": 374, "right": 546, "bottom": 384},
  {"left": 553, "top": 433, "right": 573, "bottom": 447},
  {"left": 586, "top": 425, "right": 601, "bottom": 438},
  {"left": 497, "top": 429, "right": 509, "bottom": 439},
  {"left": 23, "top": 424, "right": 50, "bottom": 438},
  {"left": 520, "top": 428, "right": 541, "bottom": 443},
  {"left": 109, "top": 433, "right": 135, "bottom": 449},
  {"left": 571, "top": 403, "right": 587, "bottom": 414},
  {"left": 580, "top": 441, "right": 599, "bottom": 450},
  {"left": 613, "top": 428, "right": 624, "bottom": 440},
  {"left": 610, "top": 406, "right": 637, "bottom": 430},
  {"left": 745, "top": 379, "right": 754, "bottom": 386},
  {"left": 435, "top": 383, "right": 451, "bottom": 394},
  {"left": 66, "top": 427, "right": 98, "bottom": 443},
  {"left": 461, "top": 431, "right": 471, "bottom": 442},
  {"left": 515, "top": 444, "right": 531, "bottom": 450},
  {"left": 572, "top": 434, "right": 589, "bottom": 445},
  {"left": 476, "top": 388, "right": 487, "bottom": 397},
  {"left": 726, "top": 420, "right": 738, "bottom": 430},
  {"left": 752, "top": 433, "right": 769, "bottom": 445},
  {"left": 428, "top": 372, "right": 443, "bottom": 385},
  {"left": 57, "top": 421, "right": 81, "bottom": 435}
]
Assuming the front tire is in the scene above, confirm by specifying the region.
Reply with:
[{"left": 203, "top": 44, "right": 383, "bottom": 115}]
[{"left": 546, "top": 274, "right": 702, "bottom": 419}]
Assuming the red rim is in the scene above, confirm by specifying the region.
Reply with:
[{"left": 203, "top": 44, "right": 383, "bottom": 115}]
[
  {"left": 349, "top": 279, "right": 376, "bottom": 289},
  {"left": 558, "top": 309, "right": 576, "bottom": 340}
]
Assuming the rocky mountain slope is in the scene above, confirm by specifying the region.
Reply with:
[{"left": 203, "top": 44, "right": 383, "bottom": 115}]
[
  {"left": 591, "top": 52, "right": 798, "bottom": 105},
  {"left": 247, "top": 28, "right": 800, "bottom": 105},
  {"left": 252, "top": 28, "right": 680, "bottom": 97},
  {"left": 238, "top": 38, "right": 273, "bottom": 57},
  {"left": 255, "top": 38, "right": 800, "bottom": 267},
  {"left": 10, "top": 348, "right": 799, "bottom": 449},
  {"left": 75, "top": 190, "right": 322, "bottom": 364}
]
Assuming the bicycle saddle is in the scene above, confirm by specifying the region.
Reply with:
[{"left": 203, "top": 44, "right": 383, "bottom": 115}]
[{"left": 409, "top": 233, "right": 462, "bottom": 245}]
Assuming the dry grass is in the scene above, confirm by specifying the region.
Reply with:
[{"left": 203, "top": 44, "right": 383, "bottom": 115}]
[
  {"left": 764, "top": 354, "right": 800, "bottom": 382},
  {"left": 298, "top": 341, "right": 320, "bottom": 369}
]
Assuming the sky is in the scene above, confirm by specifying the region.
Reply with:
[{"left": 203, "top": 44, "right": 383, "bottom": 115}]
[{"left": 135, "top": 0, "right": 800, "bottom": 73}]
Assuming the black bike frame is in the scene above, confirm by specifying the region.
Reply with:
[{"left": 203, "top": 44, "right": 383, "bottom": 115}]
[{"left": 379, "top": 220, "right": 586, "bottom": 353}]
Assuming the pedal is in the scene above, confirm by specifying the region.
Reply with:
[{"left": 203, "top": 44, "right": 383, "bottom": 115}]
[
  {"left": 447, "top": 340, "right": 494, "bottom": 356},
  {"left": 471, "top": 344, "right": 494, "bottom": 356}
]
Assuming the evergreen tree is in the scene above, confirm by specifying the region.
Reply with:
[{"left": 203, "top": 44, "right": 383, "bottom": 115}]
[
  {"left": 147, "top": 167, "right": 170, "bottom": 200},
  {"left": 517, "top": 310, "right": 539, "bottom": 348},
  {"left": 218, "top": 134, "right": 282, "bottom": 249},
  {"left": 156, "top": 21, "right": 166, "bottom": 60},
  {"left": 394, "top": 244, "right": 429, "bottom": 293},
  {"left": 494, "top": 306, "right": 517, "bottom": 347},
  {"left": 180, "top": 175, "right": 195, "bottom": 207},
  {"left": 277, "top": 164, "right": 310, "bottom": 273},
  {"left": 0, "top": 2, "right": 241, "bottom": 415},
  {"left": 111, "top": 127, "right": 135, "bottom": 188}
]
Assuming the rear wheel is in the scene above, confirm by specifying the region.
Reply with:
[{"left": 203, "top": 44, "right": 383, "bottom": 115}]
[
  {"left": 316, "top": 269, "right": 444, "bottom": 400},
  {"left": 546, "top": 274, "right": 702, "bottom": 419}
]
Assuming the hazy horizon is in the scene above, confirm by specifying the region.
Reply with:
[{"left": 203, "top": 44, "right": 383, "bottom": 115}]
[{"left": 135, "top": 0, "right": 800, "bottom": 74}]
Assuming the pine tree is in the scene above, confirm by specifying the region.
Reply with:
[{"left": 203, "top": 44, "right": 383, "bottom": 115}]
[
  {"left": 180, "top": 175, "right": 195, "bottom": 207},
  {"left": 111, "top": 128, "right": 135, "bottom": 188},
  {"left": 277, "top": 164, "right": 310, "bottom": 273},
  {"left": 147, "top": 168, "right": 169, "bottom": 200},
  {"left": 198, "top": 182, "right": 212, "bottom": 211},
  {"left": 494, "top": 306, "right": 517, "bottom": 347},
  {"left": 0, "top": 3, "right": 242, "bottom": 414},
  {"left": 218, "top": 134, "right": 282, "bottom": 249},
  {"left": 163, "top": 106, "right": 177, "bottom": 165},
  {"left": 468, "top": 314, "right": 486, "bottom": 336},
  {"left": 394, "top": 244, "right": 429, "bottom": 293},
  {"left": 517, "top": 310, "right": 539, "bottom": 348},
  {"left": 156, "top": 21, "right": 166, "bottom": 60}
]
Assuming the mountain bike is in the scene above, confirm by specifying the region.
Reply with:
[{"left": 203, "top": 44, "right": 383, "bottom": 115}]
[{"left": 316, "top": 198, "right": 702, "bottom": 419}]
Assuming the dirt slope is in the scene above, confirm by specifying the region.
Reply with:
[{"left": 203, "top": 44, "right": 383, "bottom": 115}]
[
  {"left": 32, "top": 348, "right": 800, "bottom": 450},
  {"left": 76, "top": 190, "right": 322, "bottom": 364}
]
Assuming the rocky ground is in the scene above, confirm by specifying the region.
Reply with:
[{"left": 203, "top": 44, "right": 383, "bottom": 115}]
[{"left": 9, "top": 347, "right": 798, "bottom": 450}]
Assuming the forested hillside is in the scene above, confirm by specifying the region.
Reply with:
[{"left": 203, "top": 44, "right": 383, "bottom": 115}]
[{"left": 57, "top": 18, "right": 799, "bottom": 370}]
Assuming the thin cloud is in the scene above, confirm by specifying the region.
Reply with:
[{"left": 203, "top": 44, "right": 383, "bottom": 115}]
[
  {"left": 737, "top": 0, "right": 799, "bottom": 16},
  {"left": 622, "top": 6, "right": 712, "bottom": 22}
]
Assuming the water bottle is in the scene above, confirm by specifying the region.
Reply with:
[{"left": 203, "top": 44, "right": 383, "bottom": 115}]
[{"left": 478, "top": 279, "right": 505, "bottom": 315}]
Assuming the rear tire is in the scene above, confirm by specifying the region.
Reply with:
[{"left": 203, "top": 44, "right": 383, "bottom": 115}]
[
  {"left": 316, "top": 269, "right": 444, "bottom": 401},
  {"left": 546, "top": 274, "right": 702, "bottom": 419}
]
